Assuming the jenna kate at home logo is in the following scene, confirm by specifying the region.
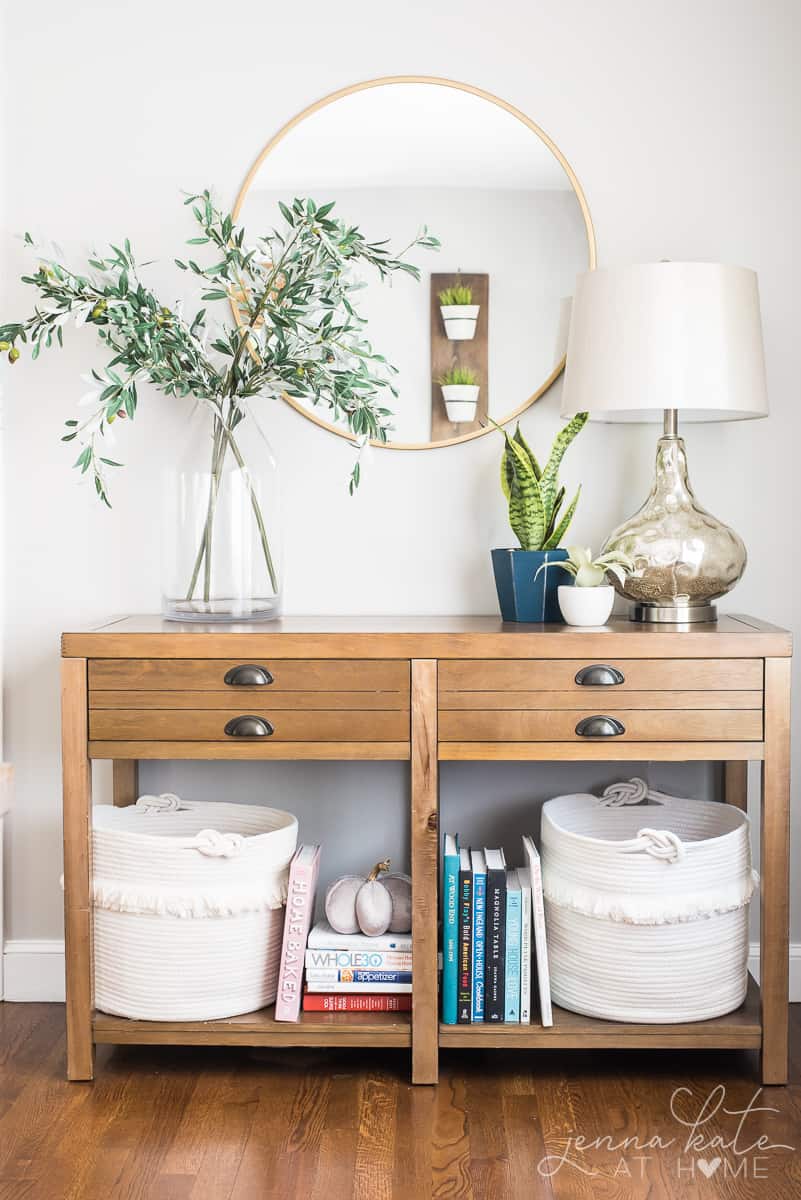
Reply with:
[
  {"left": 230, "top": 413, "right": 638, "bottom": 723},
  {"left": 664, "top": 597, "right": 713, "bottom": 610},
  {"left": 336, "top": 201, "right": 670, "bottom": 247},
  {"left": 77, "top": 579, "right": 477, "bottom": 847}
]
[{"left": 537, "top": 1085, "right": 795, "bottom": 1182}]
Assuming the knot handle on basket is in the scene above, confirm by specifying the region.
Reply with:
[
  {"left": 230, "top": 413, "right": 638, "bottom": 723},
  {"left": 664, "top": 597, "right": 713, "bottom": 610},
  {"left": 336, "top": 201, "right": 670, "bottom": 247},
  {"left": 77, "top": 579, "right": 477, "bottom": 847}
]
[
  {"left": 622, "top": 827, "right": 685, "bottom": 863},
  {"left": 189, "top": 829, "right": 244, "bottom": 858},
  {"left": 136, "top": 793, "right": 182, "bottom": 813},
  {"left": 599, "top": 778, "right": 674, "bottom": 808}
]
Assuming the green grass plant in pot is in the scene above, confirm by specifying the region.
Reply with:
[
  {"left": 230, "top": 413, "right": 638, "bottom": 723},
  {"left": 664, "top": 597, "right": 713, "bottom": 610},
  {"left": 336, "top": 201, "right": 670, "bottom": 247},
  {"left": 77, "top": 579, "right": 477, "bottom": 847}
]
[
  {"left": 491, "top": 414, "right": 587, "bottom": 622},
  {"left": 439, "top": 364, "right": 479, "bottom": 423},
  {"left": 438, "top": 282, "right": 479, "bottom": 340}
]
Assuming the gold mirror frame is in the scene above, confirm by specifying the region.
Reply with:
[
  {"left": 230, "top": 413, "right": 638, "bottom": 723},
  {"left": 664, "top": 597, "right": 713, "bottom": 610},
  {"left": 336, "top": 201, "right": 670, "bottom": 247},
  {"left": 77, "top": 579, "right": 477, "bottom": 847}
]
[{"left": 232, "top": 75, "right": 597, "bottom": 451}]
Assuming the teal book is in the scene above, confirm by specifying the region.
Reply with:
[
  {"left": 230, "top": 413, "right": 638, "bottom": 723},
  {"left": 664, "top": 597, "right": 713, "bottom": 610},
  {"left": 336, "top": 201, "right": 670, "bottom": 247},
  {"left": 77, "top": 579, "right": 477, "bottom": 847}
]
[
  {"left": 504, "top": 869, "right": 522, "bottom": 1023},
  {"left": 442, "top": 833, "right": 460, "bottom": 1024}
]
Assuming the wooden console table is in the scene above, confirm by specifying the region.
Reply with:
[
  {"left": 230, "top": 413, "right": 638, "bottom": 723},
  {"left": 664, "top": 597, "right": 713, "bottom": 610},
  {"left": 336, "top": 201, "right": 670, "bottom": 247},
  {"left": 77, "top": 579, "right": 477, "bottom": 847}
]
[{"left": 61, "top": 614, "right": 791, "bottom": 1085}]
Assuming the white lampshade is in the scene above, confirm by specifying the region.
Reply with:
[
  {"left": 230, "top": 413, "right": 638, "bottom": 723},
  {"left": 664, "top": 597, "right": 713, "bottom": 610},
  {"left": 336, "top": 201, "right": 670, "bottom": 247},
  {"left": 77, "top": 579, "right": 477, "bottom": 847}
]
[{"left": 561, "top": 262, "right": 768, "bottom": 422}]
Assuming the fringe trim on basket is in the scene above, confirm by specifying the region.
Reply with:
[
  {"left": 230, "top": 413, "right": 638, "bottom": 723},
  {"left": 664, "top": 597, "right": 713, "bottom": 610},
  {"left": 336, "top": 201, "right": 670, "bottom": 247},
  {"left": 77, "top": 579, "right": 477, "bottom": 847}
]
[
  {"left": 92, "top": 874, "right": 289, "bottom": 919},
  {"left": 542, "top": 869, "right": 759, "bottom": 925}
]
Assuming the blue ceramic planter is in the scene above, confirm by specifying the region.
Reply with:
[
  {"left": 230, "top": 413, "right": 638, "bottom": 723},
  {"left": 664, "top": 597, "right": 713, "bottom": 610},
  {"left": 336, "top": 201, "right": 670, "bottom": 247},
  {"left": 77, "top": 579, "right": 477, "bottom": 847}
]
[{"left": 491, "top": 548, "right": 571, "bottom": 623}]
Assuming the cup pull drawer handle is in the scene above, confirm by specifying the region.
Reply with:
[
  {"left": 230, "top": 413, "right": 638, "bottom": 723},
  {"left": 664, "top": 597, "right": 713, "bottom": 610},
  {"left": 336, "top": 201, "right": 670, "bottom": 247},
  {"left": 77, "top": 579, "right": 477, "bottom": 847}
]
[
  {"left": 223, "top": 664, "right": 274, "bottom": 687},
  {"left": 224, "top": 715, "right": 274, "bottom": 738},
  {"left": 575, "top": 715, "right": 625, "bottom": 738},
  {"left": 574, "top": 664, "right": 625, "bottom": 687}
]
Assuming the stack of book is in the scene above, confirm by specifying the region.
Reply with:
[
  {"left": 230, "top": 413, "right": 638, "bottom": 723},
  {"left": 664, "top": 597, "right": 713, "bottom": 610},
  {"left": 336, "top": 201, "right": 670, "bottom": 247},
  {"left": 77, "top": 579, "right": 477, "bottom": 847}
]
[
  {"left": 302, "top": 922, "right": 412, "bottom": 1012},
  {"left": 442, "top": 833, "right": 551, "bottom": 1026},
  {"left": 274, "top": 845, "right": 413, "bottom": 1019}
]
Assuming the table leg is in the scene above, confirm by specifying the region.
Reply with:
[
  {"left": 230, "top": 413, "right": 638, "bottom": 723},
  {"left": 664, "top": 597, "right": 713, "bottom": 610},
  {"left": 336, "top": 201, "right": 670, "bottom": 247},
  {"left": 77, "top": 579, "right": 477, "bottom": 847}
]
[
  {"left": 760, "top": 657, "right": 791, "bottom": 1085},
  {"left": 411, "top": 659, "right": 439, "bottom": 1085},
  {"left": 113, "top": 760, "right": 139, "bottom": 807},
  {"left": 723, "top": 761, "right": 748, "bottom": 811},
  {"left": 61, "top": 657, "right": 94, "bottom": 1081}
]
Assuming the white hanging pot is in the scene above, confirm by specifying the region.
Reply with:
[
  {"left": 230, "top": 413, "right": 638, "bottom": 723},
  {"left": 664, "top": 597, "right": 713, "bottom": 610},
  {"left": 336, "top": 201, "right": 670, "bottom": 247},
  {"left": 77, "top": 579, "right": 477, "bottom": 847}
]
[
  {"left": 558, "top": 584, "right": 615, "bottom": 626},
  {"left": 441, "top": 384, "right": 479, "bottom": 422},
  {"left": 440, "top": 304, "right": 480, "bottom": 340}
]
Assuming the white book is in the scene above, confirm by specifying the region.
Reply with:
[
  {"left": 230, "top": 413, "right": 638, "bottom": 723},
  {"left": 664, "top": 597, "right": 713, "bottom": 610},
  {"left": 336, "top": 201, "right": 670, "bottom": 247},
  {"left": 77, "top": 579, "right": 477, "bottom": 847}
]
[
  {"left": 522, "top": 835, "right": 552, "bottom": 1027},
  {"left": 304, "top": 980, "right": 412, "bottom": 994},
  {"left": 516, "top": 867, "right": 532, "bottom": 1024},
  {"left": 306, "top": 920, "right": 412, "bottom": 953}
]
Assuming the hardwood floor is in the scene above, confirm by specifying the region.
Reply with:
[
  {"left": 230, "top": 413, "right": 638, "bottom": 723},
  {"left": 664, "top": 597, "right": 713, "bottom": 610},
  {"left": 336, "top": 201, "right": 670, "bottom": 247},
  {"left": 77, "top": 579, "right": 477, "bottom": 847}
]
[{"left": 2, "top": 1003, "right": 801, "bottom": 1199}]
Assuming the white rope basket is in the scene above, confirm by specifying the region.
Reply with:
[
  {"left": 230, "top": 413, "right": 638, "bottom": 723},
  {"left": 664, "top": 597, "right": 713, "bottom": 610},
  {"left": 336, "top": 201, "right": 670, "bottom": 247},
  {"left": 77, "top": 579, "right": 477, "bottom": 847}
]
[
  {"left": 541, "top": 778, "right": 757, "bottom": 1023},
  {"left": 92, "top": 795, "right": 297, "bottom": 1021}
]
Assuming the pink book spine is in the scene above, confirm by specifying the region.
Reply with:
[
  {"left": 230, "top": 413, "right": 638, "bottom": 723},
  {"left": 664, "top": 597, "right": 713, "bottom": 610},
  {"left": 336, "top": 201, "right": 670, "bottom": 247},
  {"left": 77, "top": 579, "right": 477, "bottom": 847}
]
[{"left": 274, "top": 847, "right": 320, "bottom": 1021}]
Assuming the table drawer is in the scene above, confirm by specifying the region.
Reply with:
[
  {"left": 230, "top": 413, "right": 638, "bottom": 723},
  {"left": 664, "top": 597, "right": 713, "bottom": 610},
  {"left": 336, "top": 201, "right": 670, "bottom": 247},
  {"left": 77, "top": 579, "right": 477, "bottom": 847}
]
[
  {"left": 89, "top": 658, "right": 410, "bottom": 696},
  {"left": 438, "top": 709, "right": 763, "bottom": 742},
  {"left": 89, "top": 708, "right": 410, "bottom": 742},
  {"left": 439, "top": 658, "right": 763, "bottom": 693}
]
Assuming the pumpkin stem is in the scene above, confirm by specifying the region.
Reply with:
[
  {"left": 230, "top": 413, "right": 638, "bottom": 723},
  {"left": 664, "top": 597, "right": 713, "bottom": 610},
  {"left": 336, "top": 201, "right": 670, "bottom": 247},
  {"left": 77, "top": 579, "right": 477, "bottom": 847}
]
[{"left": 367, "top": 858, "right": 391, "bottom": 882}]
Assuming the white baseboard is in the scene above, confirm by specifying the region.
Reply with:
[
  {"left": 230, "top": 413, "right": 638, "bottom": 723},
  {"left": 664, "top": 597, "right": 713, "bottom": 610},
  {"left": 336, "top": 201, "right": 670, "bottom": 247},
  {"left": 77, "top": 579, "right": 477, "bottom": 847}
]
[
  {"left": 3, "top": 939, "right": 66, "bottom": 1001},
  {"left": 748, "top": 942, "right": 801, "bottom": 998},
  {"left": 3, "top": 939, "right": 801, "bottom": 1004}
]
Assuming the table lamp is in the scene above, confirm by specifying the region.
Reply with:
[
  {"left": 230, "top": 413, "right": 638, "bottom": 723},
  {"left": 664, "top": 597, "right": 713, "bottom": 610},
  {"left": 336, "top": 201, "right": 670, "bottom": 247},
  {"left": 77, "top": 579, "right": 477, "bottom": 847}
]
[{"left": 561, "top": 262, "right": 768, "bottom": 622}]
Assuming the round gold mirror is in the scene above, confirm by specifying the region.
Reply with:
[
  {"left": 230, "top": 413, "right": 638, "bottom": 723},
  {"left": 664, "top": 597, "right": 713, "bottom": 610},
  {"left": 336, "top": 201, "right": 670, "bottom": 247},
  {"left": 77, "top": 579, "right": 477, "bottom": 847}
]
[{"left": 233, "top": 76, "right": 595, "bottom": 450}]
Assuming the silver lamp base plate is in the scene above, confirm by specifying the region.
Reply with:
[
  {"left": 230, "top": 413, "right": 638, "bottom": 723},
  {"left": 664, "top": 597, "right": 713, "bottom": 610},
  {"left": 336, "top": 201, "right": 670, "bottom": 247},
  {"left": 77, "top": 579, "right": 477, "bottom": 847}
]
[{"left": 631, "top": 602, "right": 717, "bottom": 624}]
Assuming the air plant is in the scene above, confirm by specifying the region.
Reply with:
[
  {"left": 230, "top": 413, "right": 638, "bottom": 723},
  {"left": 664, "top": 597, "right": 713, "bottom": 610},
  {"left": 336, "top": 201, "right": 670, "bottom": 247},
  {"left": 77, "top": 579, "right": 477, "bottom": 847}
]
[
  {"left": 494, "top": 416, "right": 588, "bottom": 551},
  {"left": 551, "top": 545, "right": 635, "bottom": 587}
]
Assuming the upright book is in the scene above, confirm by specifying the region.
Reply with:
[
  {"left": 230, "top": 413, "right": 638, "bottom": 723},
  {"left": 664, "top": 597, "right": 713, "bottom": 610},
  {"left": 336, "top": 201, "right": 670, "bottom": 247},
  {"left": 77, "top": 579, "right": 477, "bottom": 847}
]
[
  {"left": 470, "top": 849, "right": 487, "bottom": 1022},
  {"left": 274, "top": 844, "right": 321, "bottom": 1022},
  {"left": 516, "top": 866, "right": 532, "bottom": 1025},
  {"left": 441, "top": 833, "right": 460, "bottom": 1024},
  {"left": 504, "top": 869, "right": 522, "bottom": 1023},
  {"left": 457, "top": 847, "right": 473, "bottom": 1023},
  {"left": 522, "top": 834, "right": 553, "bottom": 1027},
  {"left": 484, "top": 848, "right": 507, "bottom": 1022}
]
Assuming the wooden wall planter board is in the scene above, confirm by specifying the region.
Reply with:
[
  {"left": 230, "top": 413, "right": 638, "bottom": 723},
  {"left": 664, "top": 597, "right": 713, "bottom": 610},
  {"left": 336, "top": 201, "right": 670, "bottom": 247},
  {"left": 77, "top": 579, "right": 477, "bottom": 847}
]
[
  {"left": 60, "top": 613, "right": 791, "bottom": 1086},
  {"left": 430, "top": 273, "right": 489, "bottom": 442}
]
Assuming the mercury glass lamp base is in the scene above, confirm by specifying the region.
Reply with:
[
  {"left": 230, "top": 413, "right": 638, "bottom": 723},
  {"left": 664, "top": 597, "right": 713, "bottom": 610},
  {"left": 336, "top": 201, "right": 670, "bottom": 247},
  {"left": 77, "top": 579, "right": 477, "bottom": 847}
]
[{"left": 630, "top": 601, "right": 717, "bottom": 624}]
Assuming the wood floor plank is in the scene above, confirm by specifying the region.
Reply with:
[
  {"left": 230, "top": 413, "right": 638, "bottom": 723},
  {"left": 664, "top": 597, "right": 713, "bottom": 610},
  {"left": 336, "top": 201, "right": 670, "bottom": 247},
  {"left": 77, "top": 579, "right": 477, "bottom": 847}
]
[
  {"left": 227, "top": 1054, "right": 311, "bottom": 1200},
  {"left": 353, "top": 1072, "right": 397, "bottom": 1200},
  {"left": 185, "top": 1072, "right": 260, "bottom": 1200},
  {"left": 310, "top": 1067, "right": 362, "bottom": 1200},
  {"left": 431, "top": 1071, "right": 473, "bottom": 1199},
  {"left": 465, "top": 1062, "right": 517, "bottom": 1200},
  {"left": 394, "top": 1079, "right": 436, "bottom": 1199},
  {"left": 272, "top": 1069, "right": 331, "bottom": 1200}
]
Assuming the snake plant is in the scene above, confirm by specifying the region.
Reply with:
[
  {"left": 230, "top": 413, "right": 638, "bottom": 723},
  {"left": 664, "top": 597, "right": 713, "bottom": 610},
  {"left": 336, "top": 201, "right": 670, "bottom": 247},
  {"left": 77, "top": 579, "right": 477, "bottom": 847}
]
[{"left": 495, "top": 414, "right": 587, "bottom": 551}]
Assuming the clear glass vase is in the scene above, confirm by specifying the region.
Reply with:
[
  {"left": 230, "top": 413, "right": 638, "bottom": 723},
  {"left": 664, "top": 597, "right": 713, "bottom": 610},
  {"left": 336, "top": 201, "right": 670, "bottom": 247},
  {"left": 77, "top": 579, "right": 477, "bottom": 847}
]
[
  {"left": 602, "top": 433, "right": 746, "bottom": 621},
  {"left": 162, "top": 402, "right": 282, "bottom": 621}
]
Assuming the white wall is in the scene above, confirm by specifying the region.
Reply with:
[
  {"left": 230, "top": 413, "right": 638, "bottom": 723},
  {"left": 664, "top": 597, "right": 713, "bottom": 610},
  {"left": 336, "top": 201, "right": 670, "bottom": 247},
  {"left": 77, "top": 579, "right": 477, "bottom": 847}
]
[{"left": 1, "top": 1, "right": 799, "bottom": 971}]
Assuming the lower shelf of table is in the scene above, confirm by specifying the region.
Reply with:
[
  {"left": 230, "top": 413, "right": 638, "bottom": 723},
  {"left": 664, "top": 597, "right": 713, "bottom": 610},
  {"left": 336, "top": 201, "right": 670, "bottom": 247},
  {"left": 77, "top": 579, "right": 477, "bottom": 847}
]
[
  {"left": 94, "top": 978, "right": 761, "bottom": 1054},
  {"left": 439, "top": 976, "right": 762, "bottom": 1050},
  {"left": 93, "top": 1006, "right": 411, "bottom": 1048}
]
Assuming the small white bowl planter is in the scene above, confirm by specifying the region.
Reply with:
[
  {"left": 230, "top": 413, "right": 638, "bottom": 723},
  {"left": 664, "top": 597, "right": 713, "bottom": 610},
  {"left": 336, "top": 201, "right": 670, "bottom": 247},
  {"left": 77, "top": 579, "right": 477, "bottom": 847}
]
[
  {"left": 558, "top": 584, "right": 615, "bottom": 626},
  {"left": 441, "top": 384, "right": 479, "bottom": 422},
  {"left": 440, "top": 304, "right": 480, "bottom": 340}
]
